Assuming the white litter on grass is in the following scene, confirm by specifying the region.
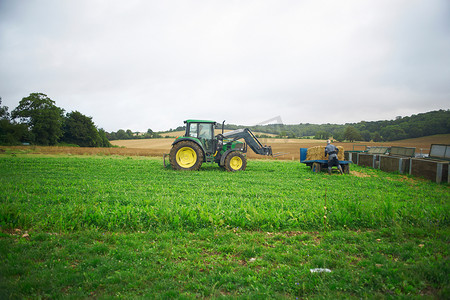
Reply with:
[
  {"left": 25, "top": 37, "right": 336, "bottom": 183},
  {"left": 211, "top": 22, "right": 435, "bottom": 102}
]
[{"left": 310, "top": 268, "right": 332, "bottom": 273}]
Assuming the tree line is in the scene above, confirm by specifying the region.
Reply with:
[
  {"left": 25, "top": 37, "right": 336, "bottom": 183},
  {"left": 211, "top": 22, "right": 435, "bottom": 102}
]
[
  {"left": 106, "top": 129, "right": 162, "bottom": 140},
  {"left": 225, "top": 109, "right": 450, "bottom": 142},
  {"left": 0, "top": 93, "right": 111, "bottom": 147},
  {"left": 2, "top": 93, "right": 448, "bottom": 146}
]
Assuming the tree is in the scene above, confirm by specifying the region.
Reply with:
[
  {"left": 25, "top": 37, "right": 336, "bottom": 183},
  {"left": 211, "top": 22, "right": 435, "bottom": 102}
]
[
  {"left": 0, "top": 98, "right": 14, "bottom": 144},
  {"left": 62, "top": 111, "right": 103, "bottom": 147},
  {"left": 380, "top": 125, "right": 407, "bottom": 141},
  {"left": 360, "top": 130, "right": 372, "bottom": 142},
  {"left": 11, "top": 93, "right": 64, "bottom": 145},
  {"left": 314, "top": 131, "right": 331, "bottom": 140},
  {"left": 98, "top": 129, "right": 112, "bottom": 147},
  {"left": 333, "top": 130, "right": 345, "bottom": 142},
  {"left": 0, "top": 98, "right": 31, "bottom": 145},
  {"left": 286, "top": 131, "right": 296, "bottom": 138},
  {"left": 372, "top": 131, "right": 382, "bottom": 142},
  {"left": 126, "top": 129, "right": 133, "bottom": 138},
  {"left": 105, "top": 131, "right": 117, "bottom": 140},
  {"left": 0, "top": 97, "right": 8, "bottom": 120},
  {"left": 115, "top": 129, "right": 128, "bottom": 140},
  {"left": 343, "top": 126, "right": 362, "bottom": 142}
]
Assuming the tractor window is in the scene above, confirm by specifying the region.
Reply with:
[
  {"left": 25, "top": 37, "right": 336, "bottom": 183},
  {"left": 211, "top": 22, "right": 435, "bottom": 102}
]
[
  {"left": 198, "top": 123, "right": 213, "bottom": 140},
  {"left": 188, "top": 123, "right": 198, "bottom": 138}
]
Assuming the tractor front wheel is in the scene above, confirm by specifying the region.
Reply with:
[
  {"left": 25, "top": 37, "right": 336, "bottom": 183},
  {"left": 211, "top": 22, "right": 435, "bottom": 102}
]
[
  {"left": 224, "top": 151, "right": 247, "bottom": 172},
  {"left": 169, "top": 141, "right": 204, "bottom": 171}
]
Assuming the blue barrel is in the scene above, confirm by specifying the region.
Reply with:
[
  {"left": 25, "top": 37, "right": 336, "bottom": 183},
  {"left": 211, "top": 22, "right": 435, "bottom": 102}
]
[{"left": 300, "top": 148, "right": 308, "bottom": 162}]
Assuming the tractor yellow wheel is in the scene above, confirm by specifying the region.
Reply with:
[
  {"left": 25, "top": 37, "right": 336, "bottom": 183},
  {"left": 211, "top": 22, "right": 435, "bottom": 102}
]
[
  {"left": 176, "top": 147, "right": 197, "bottom": 168},
  {"left": 229, "top": 156, "right": 243, "bottom": 170},
  {"left": 169, "top": 141, "right": 203, "bottom": 170},
  {"left": 224, "top": 151, "right": 247, "bottom": 172}
]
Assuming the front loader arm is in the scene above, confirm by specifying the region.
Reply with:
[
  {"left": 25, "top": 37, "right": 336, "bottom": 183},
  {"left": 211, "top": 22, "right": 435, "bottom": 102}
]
[{"left": 222, "top": 128, "right": 272, "bottom": 156}]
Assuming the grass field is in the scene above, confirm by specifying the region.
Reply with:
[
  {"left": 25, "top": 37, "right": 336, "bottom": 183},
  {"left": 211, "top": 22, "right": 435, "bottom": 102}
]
[{"left": 0, "top": 154, "right": 449, "bottom": 298}]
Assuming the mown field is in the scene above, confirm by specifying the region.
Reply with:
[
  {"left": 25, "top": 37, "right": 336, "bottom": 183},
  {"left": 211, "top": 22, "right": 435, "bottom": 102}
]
[{"left": 0, "top": 154, "right": 449, "bottom": 298}]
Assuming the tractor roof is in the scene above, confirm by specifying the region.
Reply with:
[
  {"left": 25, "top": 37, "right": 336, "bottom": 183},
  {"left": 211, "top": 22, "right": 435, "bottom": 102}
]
[{"left": 184, "top": 119, "right": 216, "bottom": 124}]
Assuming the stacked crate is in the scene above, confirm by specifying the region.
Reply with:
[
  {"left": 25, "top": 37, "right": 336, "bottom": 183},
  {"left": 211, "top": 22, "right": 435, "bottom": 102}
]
[
  {"left": 344, "top": 145, "right": 367, "bottom": 163},
  {"left": 379, "top": 146, "right": 415, "bottom": 174},
  {"left": 357, "top": 146, "right": 390, "bottom": 169},
  {"left": 410, "top": 144, "right": 449, "bottom": 184}
]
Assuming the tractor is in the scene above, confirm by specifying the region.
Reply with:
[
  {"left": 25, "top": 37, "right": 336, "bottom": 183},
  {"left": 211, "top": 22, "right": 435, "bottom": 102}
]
[{"left": 165, "top": 119, "right": 272, "bottom": 171}]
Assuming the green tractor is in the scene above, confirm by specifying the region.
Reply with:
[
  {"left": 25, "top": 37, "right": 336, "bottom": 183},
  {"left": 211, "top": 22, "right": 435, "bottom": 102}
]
[{"left": 165, "top": 119, "right": 272, "bottom": 171}]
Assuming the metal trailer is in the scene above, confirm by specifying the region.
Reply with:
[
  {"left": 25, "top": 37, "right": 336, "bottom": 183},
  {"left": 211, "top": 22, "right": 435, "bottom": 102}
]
[{"left": 299, "top": 148, "right": 352, "bottom": 174}]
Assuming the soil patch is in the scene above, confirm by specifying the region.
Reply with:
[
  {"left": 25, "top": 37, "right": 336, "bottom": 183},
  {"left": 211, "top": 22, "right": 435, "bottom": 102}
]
[{"left": 350, "top": 171, "right": 372, "bottom": 178}]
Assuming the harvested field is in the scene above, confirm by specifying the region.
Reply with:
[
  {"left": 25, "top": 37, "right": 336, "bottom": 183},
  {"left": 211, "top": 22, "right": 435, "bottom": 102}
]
[
  {"left": 111, "top": 134, "right": 450, "bottom": 161},
  {"left": 2, "top": 134, "right": 449, "bottom": 160},
  {"left": 0, "top": 145, "right": 165, "bottom": 157}
]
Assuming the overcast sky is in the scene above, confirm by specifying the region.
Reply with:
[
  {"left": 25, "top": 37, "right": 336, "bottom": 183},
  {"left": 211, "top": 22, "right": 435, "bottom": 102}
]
[{"left": 0, "top": 0, "right": 449, "bottom": 132}]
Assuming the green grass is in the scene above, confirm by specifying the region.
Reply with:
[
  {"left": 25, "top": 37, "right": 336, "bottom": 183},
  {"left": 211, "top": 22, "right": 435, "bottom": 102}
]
[{"left": 0, "top": 155, "right": 449, "bottom": 298}]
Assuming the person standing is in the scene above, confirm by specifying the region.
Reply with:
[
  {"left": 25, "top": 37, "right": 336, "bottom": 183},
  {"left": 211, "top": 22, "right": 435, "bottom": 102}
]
[{"left": 324, "top": 140, "right": 343, "bottom": 175}]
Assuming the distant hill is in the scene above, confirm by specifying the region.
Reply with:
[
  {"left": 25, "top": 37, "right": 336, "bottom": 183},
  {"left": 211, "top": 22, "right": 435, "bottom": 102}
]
[
  {"left": 221, "top": 109, "right": 450, "bottom": 142},
  {"left": 391, "top": 134, "right": 450, "bottom": 144},
  {"left": 109, "top": 109, "right": 449, "bottom": 143}
]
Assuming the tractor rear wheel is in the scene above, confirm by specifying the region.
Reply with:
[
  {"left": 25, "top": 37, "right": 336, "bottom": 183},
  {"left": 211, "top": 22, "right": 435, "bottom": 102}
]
[
  {"left": 224, "top": 151, "right": 247, "bottom": 172},
  {"left": 169, "top": 141, "right": 204, "bottom": 171}
]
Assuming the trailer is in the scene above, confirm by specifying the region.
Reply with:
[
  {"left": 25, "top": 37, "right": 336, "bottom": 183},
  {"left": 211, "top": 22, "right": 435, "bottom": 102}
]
[{"left": 300, "top": 148, "right": 352, "bottom": 174}]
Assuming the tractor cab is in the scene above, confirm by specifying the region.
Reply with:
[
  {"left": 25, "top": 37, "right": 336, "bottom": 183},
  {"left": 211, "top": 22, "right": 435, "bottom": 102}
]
[{"left": 184, "top": 120, "right": 216, "bottom": 153}]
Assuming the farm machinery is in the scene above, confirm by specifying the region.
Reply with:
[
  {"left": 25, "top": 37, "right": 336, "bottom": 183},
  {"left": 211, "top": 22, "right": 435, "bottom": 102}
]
[
  {"left": 164, "top": 119, "right": 272, "bottom": 171},
  {"left": 300, "top": 147, "right": 351, "bottom": 174}
]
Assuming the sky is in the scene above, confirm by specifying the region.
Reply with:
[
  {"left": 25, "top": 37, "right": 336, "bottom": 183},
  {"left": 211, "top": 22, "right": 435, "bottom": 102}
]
[{"left": 0, "top": 0, "right": 449, "bottom": 132}]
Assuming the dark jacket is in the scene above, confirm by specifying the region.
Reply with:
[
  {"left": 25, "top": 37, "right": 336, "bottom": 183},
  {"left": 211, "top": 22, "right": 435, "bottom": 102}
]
[{"left": 325, "top": 144, "right": 339, "bottom": 161}]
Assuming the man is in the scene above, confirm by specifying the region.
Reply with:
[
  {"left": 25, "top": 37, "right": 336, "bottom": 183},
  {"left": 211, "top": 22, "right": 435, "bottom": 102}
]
[{"left": 324, "top": 140, "right": 343, "bottom": 175}]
